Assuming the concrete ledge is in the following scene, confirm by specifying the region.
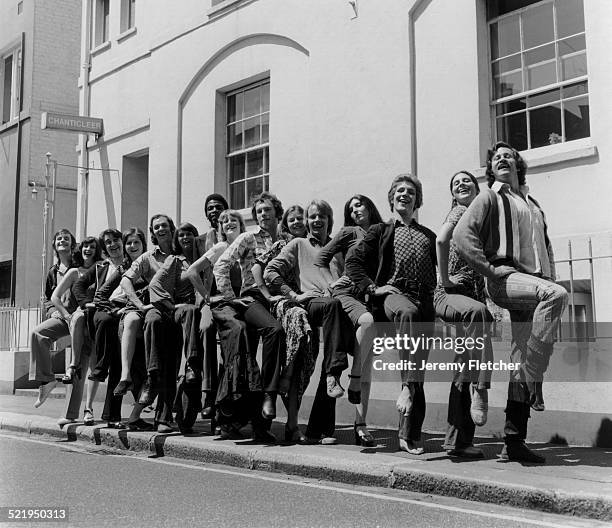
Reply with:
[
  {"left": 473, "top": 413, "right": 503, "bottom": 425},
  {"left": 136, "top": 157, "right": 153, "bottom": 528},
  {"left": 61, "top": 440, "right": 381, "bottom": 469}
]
[{"left": 1, "top": 411, "right": 610, "bottom": 521}]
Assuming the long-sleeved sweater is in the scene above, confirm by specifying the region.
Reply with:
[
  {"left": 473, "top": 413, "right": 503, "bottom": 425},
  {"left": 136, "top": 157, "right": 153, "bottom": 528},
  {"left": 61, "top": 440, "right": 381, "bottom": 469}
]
[{"left": 452, "top": 183, "right": 555, "bottom": 281}]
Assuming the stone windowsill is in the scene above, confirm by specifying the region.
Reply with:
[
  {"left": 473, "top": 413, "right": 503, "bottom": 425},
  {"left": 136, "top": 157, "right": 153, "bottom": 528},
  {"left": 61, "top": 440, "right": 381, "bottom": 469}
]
[
  {"left": 117, "top": 26, "right": 137, "bottom": 43},
  {"left": 472, "top": 140, "right": 598, "bottom": 180},
  {"left": 90, "top": 40, "right": 111, "bottom": 57}
]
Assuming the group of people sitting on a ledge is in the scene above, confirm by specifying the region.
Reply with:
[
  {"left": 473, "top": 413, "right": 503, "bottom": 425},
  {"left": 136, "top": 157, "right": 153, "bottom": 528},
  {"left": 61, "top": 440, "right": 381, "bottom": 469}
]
[{"left": 29, "top": 141, "right": 568, "bottom": 464}]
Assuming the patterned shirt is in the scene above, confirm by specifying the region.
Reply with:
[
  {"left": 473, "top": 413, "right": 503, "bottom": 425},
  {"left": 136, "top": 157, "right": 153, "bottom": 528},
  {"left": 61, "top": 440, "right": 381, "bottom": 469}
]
[
  {"left": 434, "top": 205, "right": 485, "bottom": 303},
  {"left": 123, "top": 247, "right": 171, "bottom": 284},
  {"left": 387, "top": 220, "right": 437, "bottom": 297},
  {"left": 213, "top": 228, "right": 274, "bottom": 299}
]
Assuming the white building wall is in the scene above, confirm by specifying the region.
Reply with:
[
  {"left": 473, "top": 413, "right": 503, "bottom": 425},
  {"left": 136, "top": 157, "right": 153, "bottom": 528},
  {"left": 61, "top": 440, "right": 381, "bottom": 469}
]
[{"left": 83, "top": 0, "right": 416, "bottom": 236}]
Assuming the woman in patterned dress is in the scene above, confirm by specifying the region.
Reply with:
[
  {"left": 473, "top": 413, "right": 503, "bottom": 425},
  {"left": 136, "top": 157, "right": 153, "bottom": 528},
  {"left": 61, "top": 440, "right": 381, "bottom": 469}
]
[{"left": 434, "top": 171, "right": 494, "bottom": 458}]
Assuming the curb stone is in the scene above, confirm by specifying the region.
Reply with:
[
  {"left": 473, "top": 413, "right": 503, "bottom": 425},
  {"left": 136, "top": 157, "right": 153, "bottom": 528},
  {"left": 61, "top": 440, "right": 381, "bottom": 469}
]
[{"left": 1, "top": 412, "right": 610, "bottom": 521}]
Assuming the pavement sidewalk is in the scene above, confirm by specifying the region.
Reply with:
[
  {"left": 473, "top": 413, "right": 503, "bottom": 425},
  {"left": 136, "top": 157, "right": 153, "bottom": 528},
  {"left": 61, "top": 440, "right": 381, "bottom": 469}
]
[{"left": 1, "top": 394, "right": 610, "bottom": 522}]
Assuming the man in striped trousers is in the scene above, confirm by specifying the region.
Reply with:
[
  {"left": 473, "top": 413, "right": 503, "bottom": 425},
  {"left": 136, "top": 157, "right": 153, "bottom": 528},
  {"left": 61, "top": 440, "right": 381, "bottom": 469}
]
[{"left": 454, "top": 141, "right": 568, "bottom": 464}]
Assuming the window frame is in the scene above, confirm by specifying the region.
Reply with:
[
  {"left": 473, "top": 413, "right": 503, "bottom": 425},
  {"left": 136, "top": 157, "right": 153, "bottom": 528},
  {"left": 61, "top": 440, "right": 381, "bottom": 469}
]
[
  {"left": 488, "top": 0, "right": 589, "bottom": 151},
  {"left": 224, "top": 79, "right": 270, "bottom": 211},
  {"left": 0, "top": 47, "right": 21, "bottom": 125},
  {"left": 93, "top": 0, "right": 110, "bottom": 48},
  {"left": 120, "top": 0, "right": 136, "bottom": 33}
]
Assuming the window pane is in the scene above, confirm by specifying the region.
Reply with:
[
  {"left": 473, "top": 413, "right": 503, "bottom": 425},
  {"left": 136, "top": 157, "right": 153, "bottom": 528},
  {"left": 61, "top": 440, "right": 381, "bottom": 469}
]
[
  {"left": 529, "top": 103, "right": 562, "bottom": 148},
  {"left": 524, "top": 43, "right": 556, "bottom": 90},
  {"left": 230, "top": 181, "right": 245, "bottom": 209},
  {"left": 497, "top": 112, "right": 527, "bottom": 151},
  {"left": 3, "top": 56, "right": 13, "bottom": 123},
  {"left": 496, "top": 98, "right": 526, "bottom": 116},
  {"left": 528, "top": 88, "right": 560, "bottom": 108},
  {"left": 561, "top": 53, "right": 587, "bottom": 81},
  {"left": 227, "top": 123, "right": 243, "bottom": 153},
  {"left": 564, "top": 96, "right": 589, "bottom": 141},
  {"left": 246, "top": 177, "right": 265, "bottom": 207},
  {"left": 494, "top": 71, "right": 523, "bottom": 99},
  {"left": 246, "top": 149, "right": 264, "bottom": 178},
  {"left": 264, "top": 146, "right": 269, "bottom": 173},
  {"left": 103, "top": 0, "right": 110, "bottom": 41},
  {"left": 227, "top": 93, "right": 242, "bottom": 123},
  {"left": 563, "top": 81, "right": 587, "bottom": 98},
  {"left": 527, "top": 61, "right": 557, "bottom": 91},
  {"left": 243, "top": 116, "right": 260, "bottom": 148},
  {"left": 557, "top": 0, "right": 585, "bottom": 38},
  {"left": 243, "top": 86, "right": 260, "bottom": 118},
  {"left": 559, "top": 34, "right": 586, "bottom": 56},
  {"left": 261, "top": 113, "right": 269, "bottom": 143},
  {"left": 492, "top": 54, "right": 521, "bottom": 76},
  {"left": 229, "top": 154, "right": 245, "bottom": 183},
  {"left": 522, "top": 2, "right": 554, "bottom": 49},
  {"left": 129, "top": 0, "right": 135, "bottom": 28},
  {"left": 261, "top": 83, "right": 270, "bottom": 112},
  {"left": 524, "top": 43, "right": 555, "bottom": 67},
  {"left": 490, "top": 15, "right": 520, "bottom": 59}
]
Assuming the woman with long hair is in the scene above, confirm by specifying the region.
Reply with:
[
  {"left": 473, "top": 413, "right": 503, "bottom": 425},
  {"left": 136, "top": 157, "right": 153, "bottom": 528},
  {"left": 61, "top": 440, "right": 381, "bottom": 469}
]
[
  {"left": 51, "top": 237, "right": 103, "bottom": 427},
  {"left": 29, "top": 229, "right": 77, "bottom": 409},
  {"left": 315, "top": 194, "right": 383, "bottom": 447},
  {"left": 147, "top": 222, "right": 201, "bottom": 433},
  {"left": 434, "top": 170, "right": 493, "bottom": 458},
  {"left": 91, "top": 227, "right": 149, "bottom": 429},
  {"left": 186, "top": 209, "right": 247, "bottom": 436},
  {"left": 252, "top": 205, "right": 313, "bottom": 443},
  {"left": 108, "top": 228, "right": 149, "bottom": 397}
]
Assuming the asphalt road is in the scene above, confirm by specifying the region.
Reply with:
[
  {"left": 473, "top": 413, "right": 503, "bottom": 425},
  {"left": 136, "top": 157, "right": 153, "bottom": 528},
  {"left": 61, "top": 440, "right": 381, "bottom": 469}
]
[{"left": 0, "top": 434, "right": 602, "bottom": 528}]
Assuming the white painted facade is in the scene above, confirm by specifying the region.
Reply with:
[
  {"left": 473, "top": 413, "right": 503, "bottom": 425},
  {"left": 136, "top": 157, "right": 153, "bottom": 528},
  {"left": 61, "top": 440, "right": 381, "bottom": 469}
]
[{"left": 78, "top": 0, "right": 611, "bottom": 443}]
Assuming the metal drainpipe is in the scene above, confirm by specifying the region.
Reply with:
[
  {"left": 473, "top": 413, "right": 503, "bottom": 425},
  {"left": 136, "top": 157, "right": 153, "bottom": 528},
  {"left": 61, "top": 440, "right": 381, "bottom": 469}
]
[
  {"left": 77, "top": 0, "right": 93, "bottom": 239},
  {"left": 407, "top": 0, "right": 427, "bottom": 223},
  {"left": 9, "top": 32, "right": 26, "bottom": 305}
]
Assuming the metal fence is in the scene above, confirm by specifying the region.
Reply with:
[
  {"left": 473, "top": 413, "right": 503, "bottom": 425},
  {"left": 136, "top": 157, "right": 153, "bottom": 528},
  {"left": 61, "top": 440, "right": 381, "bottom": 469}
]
[
  {"left": 554, "top": 238, "right": 611, "bottom": 340},
  {"left": 0, "top": 304, "right": 40, "bottom": 351}
]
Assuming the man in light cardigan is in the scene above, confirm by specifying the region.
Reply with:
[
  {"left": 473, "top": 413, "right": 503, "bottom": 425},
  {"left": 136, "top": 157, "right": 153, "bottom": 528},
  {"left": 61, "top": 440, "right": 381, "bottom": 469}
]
[{"left": 454, "top": 141, "right": 568, "bottom": 464}]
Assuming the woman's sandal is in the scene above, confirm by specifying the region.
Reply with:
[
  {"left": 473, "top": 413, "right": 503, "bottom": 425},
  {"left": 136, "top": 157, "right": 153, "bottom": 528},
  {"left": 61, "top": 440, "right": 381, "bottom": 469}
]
[
  {"left": 354, "top": 422, "right": 376, "bottom": 447},
  {"left": 83, "top": 408, "right": 94, "bottom": 426},
  {"left": 399, "top": 438, "right": 424, "bottom": 455},
  {"left": 347, "top": 375, "right": 361, "bottom": 405},
  {"left": 61, "top": 365, "right": 80, "bottom": 385}
]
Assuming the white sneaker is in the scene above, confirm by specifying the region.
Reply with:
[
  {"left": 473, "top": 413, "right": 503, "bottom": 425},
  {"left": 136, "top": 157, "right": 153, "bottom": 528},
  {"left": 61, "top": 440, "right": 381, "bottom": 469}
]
[{"left": 34, "top": 380, "right": 58, "bottom": 408}]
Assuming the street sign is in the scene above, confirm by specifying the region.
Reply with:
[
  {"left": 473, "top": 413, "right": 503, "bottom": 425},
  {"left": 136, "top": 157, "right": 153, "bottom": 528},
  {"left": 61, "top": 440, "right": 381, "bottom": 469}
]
[{"left": 41, "top": 112, "right": 104, "bottom": 135}]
